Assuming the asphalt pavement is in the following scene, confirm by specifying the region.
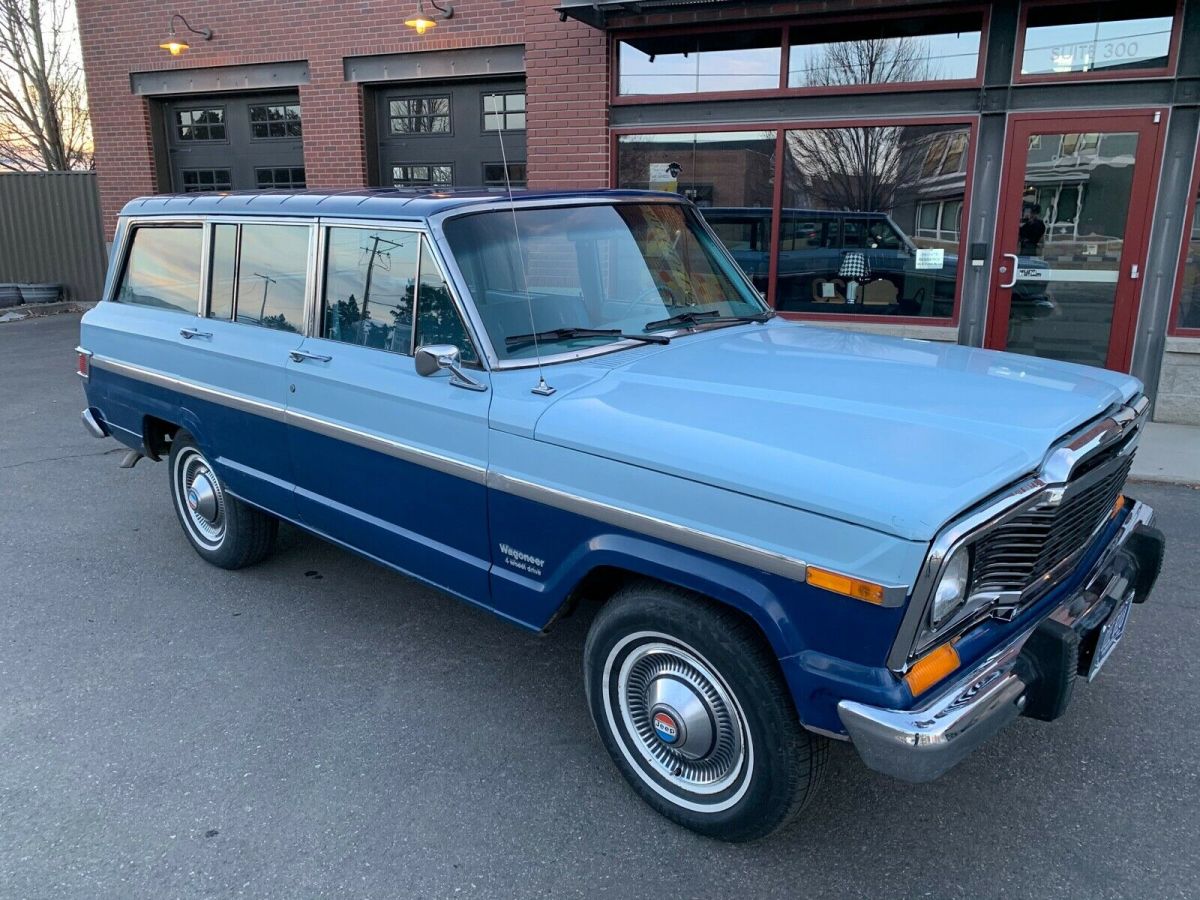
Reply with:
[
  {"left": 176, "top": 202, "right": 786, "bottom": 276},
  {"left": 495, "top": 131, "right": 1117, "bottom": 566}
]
[{"left": 2, "top": 313, "right": 1198, "bottom": 899}]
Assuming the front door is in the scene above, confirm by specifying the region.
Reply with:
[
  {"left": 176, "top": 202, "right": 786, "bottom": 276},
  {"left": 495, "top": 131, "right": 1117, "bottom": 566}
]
[
  {"left": 284, "top": 225, "right": 493, "bottom": 602},
  {"left": 985, "top": 111, "right": 1165, "bottom": 371}
]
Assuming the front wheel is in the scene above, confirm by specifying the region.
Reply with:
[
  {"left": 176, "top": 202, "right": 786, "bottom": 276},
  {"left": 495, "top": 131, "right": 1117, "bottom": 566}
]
[
  {"left": 584, "top": 583, "right": 826, "bottom": 842},
  {"left": 168, "top": 433, "right": 277, "bottom": 569}
]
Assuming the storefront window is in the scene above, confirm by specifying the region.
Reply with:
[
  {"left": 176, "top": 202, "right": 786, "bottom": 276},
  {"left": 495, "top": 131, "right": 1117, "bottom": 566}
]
[
  {"left": 617, "top": 31, "right": 782, "bottom": 96},
  {"left": 1020, "top": 0, "right": 1176, "bottom": 77},
  {"left": 1177, "top": 200, "right": 1200, "bottom": 331},
  {"left": 616, "top": 131, "right": 777, "bottom": 294},
  {"left": 787, "top": 13, "right": 982, "bottom": 88},
  {"left": 777, "top": 123, "right": 969, "bottom": 317}
]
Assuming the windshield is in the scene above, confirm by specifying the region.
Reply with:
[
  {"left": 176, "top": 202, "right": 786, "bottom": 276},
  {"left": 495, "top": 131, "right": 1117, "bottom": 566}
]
[{"left": 442, "top": 202, "right": 768, "bottom": 362}]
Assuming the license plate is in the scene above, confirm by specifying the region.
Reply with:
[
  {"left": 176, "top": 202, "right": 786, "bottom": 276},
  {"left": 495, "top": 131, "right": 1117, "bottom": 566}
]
[{"left": 1087, "top": 595, "right": 1133, "bottom": 681}]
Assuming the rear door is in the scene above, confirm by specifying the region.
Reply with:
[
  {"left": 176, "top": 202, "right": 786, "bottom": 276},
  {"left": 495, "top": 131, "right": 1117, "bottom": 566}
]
[{"left": 284, "top": 223, "right": 493, "bottom": 600}]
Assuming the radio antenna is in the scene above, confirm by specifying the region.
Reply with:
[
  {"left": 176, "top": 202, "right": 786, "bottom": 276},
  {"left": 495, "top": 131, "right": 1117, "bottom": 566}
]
[{"left": 493, "top": 93, "right": 554, "bottom": 396}]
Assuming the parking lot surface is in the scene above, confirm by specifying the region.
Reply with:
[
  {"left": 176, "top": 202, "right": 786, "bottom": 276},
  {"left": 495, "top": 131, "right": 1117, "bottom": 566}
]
[{"left": 2, "top": 314, "right": 1198, "bottom": 899}]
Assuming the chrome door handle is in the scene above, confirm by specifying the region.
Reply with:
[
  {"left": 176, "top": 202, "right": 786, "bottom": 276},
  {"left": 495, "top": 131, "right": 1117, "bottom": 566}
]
[
  {"left": 999, "top": 253, "right": 1019, "bottom": 289},
  {"left": 289, "top": 349, "right": 332, "bottom": 363},
  {"left": 179, "top": 327, "right": 212, "bottom": 340}
]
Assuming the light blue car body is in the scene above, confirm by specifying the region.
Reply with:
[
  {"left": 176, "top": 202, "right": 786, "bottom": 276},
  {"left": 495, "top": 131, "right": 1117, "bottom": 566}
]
[{"left": 79, "top": 189, "right": 1143, "bottom": 738}]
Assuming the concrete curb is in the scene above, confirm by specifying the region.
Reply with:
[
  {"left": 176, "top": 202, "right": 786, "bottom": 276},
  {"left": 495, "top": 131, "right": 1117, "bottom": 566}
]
[{"left": 0, "top": 301, "right": 97, "bottom": 322}]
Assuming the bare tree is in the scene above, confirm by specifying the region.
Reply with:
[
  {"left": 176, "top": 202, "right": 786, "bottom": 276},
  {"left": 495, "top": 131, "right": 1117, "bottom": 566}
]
[
  {"left": 0, "top": 0, "right": 91, "bottom": 171},
  {"left": 784, "top": 38, "right": 934, "bottom": 211}
]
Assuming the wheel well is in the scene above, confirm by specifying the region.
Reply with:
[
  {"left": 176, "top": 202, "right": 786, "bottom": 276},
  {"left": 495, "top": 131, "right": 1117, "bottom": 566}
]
[
  {"left": 551, "top": 566, "right": 776, "bottom": 657},
  {"left": 142, "top": 415, "right": 181, "bottom": 460}
]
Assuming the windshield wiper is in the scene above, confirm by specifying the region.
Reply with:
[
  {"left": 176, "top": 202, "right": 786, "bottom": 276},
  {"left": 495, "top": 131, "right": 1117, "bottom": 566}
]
[
  {"left": 505, "top": 327, "right": 671, "bottom": 353},
  {"left": 644, "top": 310, "right": 775, "bottom": 332}
]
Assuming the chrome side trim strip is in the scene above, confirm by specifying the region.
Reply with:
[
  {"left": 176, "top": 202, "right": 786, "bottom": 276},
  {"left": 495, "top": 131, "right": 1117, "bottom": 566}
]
[
  {"left": 283, "top": 409, "right": 486, "bottom": 484},
  {"left": 91, "top": 355, "right": 287, "bottom": 422},
  {"left": 88, "top": 355, "right": 486, "bottom": 484},
  {"left": 488, "top": 470, "right": 811, "bottom": 585}
]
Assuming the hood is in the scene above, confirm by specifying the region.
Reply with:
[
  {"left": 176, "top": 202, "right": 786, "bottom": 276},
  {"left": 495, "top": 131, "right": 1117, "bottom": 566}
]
[{"left": 531, "top": 322, "right": 1140, "bottom": 541}]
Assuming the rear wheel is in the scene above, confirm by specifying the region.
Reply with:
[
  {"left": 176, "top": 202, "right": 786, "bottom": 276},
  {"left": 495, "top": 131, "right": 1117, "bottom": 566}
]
[
  {"left": 168, "top": 433, "right": 277, "bottom": 569},
  {"left": 584, "top": 583, "right": 826, "bottom": 842}
]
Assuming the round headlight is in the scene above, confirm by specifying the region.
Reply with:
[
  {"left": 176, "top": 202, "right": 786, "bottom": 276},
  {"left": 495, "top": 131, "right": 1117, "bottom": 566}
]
[{"left": 931, "top": 548, "right": 971, "bottom": 625}]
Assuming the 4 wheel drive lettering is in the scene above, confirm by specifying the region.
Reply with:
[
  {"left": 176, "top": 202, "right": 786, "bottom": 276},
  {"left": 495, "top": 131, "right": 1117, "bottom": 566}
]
[
  {"left": 78, "top": 189, "right": 1163, "bottom": 842},
  {"left": 498, "top": 543, "right": 545, "bottom": 576}
]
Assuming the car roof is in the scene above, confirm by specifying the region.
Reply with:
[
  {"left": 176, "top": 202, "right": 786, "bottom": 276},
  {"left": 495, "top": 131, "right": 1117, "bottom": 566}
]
[{"left": 118, "top": 188, "right": 683, "bottom": 221}]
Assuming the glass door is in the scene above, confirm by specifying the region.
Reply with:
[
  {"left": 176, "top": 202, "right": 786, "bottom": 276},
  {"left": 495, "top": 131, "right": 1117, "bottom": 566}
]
[{"left": 985, "top": 111, "right": 1164, "bottom": 371}]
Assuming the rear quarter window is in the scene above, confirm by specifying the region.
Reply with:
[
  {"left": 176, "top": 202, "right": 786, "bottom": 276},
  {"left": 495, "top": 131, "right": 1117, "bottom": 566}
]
[{"left": 117, "top": 226, "right": 203, "bottom": 313}]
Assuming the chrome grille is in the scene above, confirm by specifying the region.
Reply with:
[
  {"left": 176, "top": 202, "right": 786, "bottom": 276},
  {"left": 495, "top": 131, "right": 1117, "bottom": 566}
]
[{"left": 970, "top": 451, "right": 1133, "bottom": 602}]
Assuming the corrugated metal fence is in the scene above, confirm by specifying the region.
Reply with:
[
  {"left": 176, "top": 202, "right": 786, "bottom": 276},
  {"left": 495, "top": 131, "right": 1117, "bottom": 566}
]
[{"left": 0, "top": 172, "right": 107, "bottom": 302}]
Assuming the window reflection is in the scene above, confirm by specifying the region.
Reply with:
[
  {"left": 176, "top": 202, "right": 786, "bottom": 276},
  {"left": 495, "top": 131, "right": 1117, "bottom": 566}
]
[
  {"left": 618, "top": 30, "right": 781, "bottom": 96},
  {"left": 777, "top": 124, "right": 968, "bottom": 316},
  {"left": 1180, "top": 200, "right": 1200, "bottom": 330},
  {"left": 208, "top": 224, "right": 236, "bottom": 320},
  {"left": 1021, "top": 1, "right": 1175, "bottom": 76},
  {"left": 235, "top": 224, "right": 309, "bottom": 333},
  {"left": 616, "top": 131, "right": 776, "bottom": 294},
  {"left": 788, "top": 14, "right": 981, "bottom": 87},
  {"left": 323, "top": 228, "right": 419, "bottom": 353},
  {"left": 415, "top": 239, "right": 477, "bottom": 363},
  {"left": 117, "top": 226, "right": 203, "bottom": 314}
]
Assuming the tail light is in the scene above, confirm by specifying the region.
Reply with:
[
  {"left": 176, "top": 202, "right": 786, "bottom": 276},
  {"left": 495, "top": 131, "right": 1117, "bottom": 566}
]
[{"left": 76, "top": 347, "right": 92, "bottom": 380}]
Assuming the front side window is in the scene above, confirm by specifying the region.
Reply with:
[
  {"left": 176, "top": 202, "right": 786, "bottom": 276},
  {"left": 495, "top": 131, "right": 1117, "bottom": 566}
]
[
  {"left": 117, "top": 226, "right": 203, "bottom": 313},
  {"left": 1021, "top": 0, "right": 1176, "bottom": 77},
  {"left": 415, "top": 239, "right": 477, "bottom": 363},
  {"left": 249, "top": 103, "right": 302, "bottom": 138},
  {"left": 175, "top": 108, "right": 226, "bottom": 141},
  {"left": 322, "top": 227, "right": 419, "bottom": 353},
  {"left": 483, "top": 92, "right": 526, "bottom": 131},
  {"left": 443, "top": 202, "right": 765, "bottom": 362},
  {"left": 235, "top": 224, "right": 309, "bottom": 332},
  {"left": 389, "top": 97, "right": 451, "bottom": 134}
]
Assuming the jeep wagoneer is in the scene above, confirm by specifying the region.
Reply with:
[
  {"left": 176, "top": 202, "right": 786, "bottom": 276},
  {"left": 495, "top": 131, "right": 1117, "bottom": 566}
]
[{"left": 78, "top": 189, "right": 1164, "bottom": 841}]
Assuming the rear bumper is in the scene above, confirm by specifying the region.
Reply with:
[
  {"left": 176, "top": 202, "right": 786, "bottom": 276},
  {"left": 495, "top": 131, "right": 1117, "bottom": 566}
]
[
  {"left": 81, "top": 407, "right": 108, "bottom": 439},
  {"left": 837, "top": 499, "right": 1163, "bottom": 783}
]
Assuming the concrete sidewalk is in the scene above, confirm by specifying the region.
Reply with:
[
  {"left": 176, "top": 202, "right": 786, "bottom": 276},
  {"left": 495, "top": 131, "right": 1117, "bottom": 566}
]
[{"left": 1132, "top": 422, "right": 1200, "bottom": 485}]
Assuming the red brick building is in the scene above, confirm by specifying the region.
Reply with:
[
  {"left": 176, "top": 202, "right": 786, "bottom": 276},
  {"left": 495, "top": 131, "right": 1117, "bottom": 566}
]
[{"left": 76, "top": 0, "right": 1200, "bottom": 422}]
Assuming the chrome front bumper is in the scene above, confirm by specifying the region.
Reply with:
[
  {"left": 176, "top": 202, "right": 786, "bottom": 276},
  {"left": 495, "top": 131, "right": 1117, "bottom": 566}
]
[{"left": 837, "top": 500, "right": 1163, "bottom": 783}]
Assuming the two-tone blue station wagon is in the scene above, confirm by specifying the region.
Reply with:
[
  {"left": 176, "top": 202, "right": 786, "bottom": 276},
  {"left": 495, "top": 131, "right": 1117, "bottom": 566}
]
[{"left": 78, "top": 189, "right": 1165, "bottom": 841}]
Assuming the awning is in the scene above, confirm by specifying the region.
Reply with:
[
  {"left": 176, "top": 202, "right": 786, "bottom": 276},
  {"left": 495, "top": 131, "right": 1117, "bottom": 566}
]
[{"left": 556, "top": 1, "right": 760, "bottom": 29}]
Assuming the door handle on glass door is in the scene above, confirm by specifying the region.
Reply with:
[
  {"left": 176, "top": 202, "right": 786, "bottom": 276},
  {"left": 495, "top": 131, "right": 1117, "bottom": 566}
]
[
  {"left": 289, "top": 349, "right": 332, "bottom": 363},
  {"left": 1000, "top": 253, "right": 1018, "bottom": 289},
  {"left": 179, "top": 328, "right": 212, "bottom": 340}
]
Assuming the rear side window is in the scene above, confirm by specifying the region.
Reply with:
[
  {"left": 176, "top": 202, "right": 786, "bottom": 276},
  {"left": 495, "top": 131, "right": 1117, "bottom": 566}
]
[
  {"left": 235, "top": 224, "right": 309, "bottom": 332},
  {"left": 208, "top": 223, "right": 237, "bottom": 320},
  {"left": 117, "top": 226, "right": 202, "bottom": 313}
]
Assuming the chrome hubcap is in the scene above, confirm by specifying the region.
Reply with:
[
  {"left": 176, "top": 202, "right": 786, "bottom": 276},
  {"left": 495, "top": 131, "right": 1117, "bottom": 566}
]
[
  {"left": 175, "top": 448, "right": 226, "bottom": 548},
  {"left": 187, "top": 472, "right": 219, "bottom": 524},
  {"left": 613, "top": 639, "right": 747, "bottom": 797}
]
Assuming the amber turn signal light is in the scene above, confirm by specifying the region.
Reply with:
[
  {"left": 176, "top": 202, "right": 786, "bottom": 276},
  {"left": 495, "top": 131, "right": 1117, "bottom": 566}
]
[
  {"left": 806, "top": 566, "right": 886, "bottom": 605},
  {"left": 904, "top": 643, "right": 961, "bottom": 697}
]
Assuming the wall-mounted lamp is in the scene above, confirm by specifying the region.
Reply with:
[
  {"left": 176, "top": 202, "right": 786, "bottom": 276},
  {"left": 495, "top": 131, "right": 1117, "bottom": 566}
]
[
  {"left": 404, "top": 0, "right": 453, "bottom": 35},
  {"left": 159, "top": 13, "right": 214, "bottom": 56}
]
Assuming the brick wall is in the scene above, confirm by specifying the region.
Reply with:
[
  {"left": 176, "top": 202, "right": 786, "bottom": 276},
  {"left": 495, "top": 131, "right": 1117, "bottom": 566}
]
[{"left": 75, "top": 0, "right": 609, "bottom": 237}]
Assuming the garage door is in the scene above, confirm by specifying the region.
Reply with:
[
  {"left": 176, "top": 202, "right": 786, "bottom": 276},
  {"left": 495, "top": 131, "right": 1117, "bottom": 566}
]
[
  {"left": 163, "top": 92, "right": 305, "bottom": 193},
  {"left": 375, "top": 79, "right": 527, "bottom": 190}
]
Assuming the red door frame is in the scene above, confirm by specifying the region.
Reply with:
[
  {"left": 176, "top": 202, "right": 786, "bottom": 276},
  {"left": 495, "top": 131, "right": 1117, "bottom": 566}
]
[{"left": 985, "top": 108, "right": 1168, "bottom": 372}]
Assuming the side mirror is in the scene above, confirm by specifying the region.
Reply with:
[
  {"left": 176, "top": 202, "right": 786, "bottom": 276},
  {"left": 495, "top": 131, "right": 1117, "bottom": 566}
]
[{"left": 414, "top": 344, "right": 487, "bottom": 392}]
